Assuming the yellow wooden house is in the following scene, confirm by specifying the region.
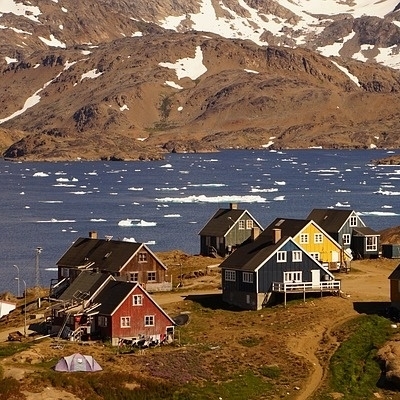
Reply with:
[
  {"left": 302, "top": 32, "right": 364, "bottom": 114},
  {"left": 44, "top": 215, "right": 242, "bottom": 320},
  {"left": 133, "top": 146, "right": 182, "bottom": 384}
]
[{"left": 262, "top": 218, "right": 351, "bottom": 271}]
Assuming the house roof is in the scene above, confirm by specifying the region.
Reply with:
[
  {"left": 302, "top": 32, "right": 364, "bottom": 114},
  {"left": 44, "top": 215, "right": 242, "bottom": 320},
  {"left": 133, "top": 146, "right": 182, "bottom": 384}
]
[
  {"left": 306, "top": 208, "right": 360, "bottom": 232},
  {"left": 93, "top": 281, "right": 175, "bottom": 324},
  {"left": 198, "top": 207, "right": 262, "bottom": 237},
  {"left": 93, "top": 281, "right": 134, "bottom": 315},
  {"left": 57, "top": 237, "right": 165, "bottom": 273},
  {"left": 388, "top": 264, "right": 400, "bottom": 280},
  {"left": 263, "top": 218, "right": 310, "bottom": 238},
  {"left": 352, "top": 227, "right": 380, "bottom": 236},
  {"left": 58, "top": 271, "right": 113, "bottom": 302},
  {"left": 219, "top": 231, "right": 289, "bottom": 271}
]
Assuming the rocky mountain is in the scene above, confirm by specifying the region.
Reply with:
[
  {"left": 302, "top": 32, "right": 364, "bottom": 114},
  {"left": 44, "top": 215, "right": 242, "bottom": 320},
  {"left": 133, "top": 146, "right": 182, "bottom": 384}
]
[{"left": 1, "top": 0, "right": 400, "bottom": 161}]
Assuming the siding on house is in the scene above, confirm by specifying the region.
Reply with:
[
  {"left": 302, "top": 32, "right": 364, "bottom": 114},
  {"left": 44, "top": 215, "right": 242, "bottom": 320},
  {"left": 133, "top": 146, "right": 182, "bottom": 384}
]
[{"left": 93, "top": 281, "right": 175, "bottom": 345}]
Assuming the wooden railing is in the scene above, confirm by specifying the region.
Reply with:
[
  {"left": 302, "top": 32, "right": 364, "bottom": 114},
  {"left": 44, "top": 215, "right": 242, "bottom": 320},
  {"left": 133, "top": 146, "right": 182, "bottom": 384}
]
[{"left": 272, "top": 280, "right": 341, "bottom": 293}]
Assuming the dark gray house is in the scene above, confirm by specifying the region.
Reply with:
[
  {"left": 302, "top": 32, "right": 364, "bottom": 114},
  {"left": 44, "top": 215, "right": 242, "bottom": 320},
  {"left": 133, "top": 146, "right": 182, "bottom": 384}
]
[
  {"left": 307, "top": 209, "right": 380, "bottom": 259},
  {"left": 198, "top": 203, "right": 263, "bottom": 257},
  {"left": 219, "top": 228, "right": 340, "bottom": 310}
]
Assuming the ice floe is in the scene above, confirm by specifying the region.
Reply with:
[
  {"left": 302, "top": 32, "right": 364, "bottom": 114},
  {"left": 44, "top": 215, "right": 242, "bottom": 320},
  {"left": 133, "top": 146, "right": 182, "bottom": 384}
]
[{"left": 155, "top": 195, "right": 267, "bottom": 203}]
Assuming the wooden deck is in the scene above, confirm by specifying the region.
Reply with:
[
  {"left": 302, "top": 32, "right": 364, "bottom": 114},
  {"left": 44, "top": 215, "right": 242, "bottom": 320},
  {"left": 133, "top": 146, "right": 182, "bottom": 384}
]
[{"left": 272, "top": 280, "right": 341, "bottom": 306}]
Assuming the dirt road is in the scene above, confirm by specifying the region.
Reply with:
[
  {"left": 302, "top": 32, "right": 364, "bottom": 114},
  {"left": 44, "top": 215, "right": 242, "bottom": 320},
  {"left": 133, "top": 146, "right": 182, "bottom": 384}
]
[{"left": 289, "top": 258, "right": 396, "bottom": 400}]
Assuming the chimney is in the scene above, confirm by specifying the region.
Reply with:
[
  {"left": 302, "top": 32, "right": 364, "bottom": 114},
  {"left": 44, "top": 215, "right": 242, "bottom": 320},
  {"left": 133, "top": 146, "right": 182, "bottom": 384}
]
[
  {"left": 273, "top": 228, "right": 281, "bottom": 244},
  {"left": 89, "top": 231, "right": 98, "bottom": 239},
  {"left": 251, "top": 227, "right": 260, "bottom": 241},
  {"left": 230, "top": 203, "right": 238, "bottom": 210}
]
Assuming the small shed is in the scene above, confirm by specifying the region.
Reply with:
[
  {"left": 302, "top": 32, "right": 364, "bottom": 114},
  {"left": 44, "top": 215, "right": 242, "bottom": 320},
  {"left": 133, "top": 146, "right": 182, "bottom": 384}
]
[{"left": 382, "top": 244, "right": 400, "bottom": 259}]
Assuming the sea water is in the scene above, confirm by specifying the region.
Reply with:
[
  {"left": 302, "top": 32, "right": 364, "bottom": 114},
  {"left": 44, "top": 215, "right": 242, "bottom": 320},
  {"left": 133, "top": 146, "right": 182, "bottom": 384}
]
[{"left": 1, "top": 148, "right": 400, "bottom": 295}]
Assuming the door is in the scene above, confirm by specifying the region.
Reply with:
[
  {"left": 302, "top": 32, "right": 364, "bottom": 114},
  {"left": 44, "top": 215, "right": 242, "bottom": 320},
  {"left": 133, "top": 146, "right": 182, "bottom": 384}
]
[
  {"left": 311, "top": 270, "right": 320, "bottom": 287},
  {"left": 331, "top": 251, "right": 339, "bottom": 263}
]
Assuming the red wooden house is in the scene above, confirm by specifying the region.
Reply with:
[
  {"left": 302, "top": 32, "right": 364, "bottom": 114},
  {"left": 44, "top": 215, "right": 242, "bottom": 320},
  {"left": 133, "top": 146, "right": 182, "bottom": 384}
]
[{"left": 90, "top": 281, "right": 175, "bottom": 346}]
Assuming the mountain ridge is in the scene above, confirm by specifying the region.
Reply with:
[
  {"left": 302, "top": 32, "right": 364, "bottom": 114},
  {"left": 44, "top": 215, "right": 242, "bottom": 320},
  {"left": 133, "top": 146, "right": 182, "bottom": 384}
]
[{"left": 1, "top": 1, "right": 400, "bottom": 161}]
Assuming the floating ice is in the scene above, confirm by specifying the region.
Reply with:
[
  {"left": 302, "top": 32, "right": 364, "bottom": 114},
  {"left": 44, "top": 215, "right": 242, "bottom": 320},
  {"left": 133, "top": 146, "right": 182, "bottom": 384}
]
[
  {"left": 164, "top": 214, "right": 181, "bottom": 218},
  {"left": 274, "top": 181, "right": 286, "bottom": 186},
  {"left": 123, "top": 237, "right": 136, "bottom": 242},
  {"left": 155, "top": 195, "right": 267, "bottom": 203},
  {"left": 118, "top": 219, "right": 156, "bottom": 227},
  {"left": 53, "top": 183, "right": 76, "bottom": 187},
  {"left": 36, "top": 218, "right": 76, "bottom": 223},
  {"left": 128, "top": 187, "right": 143, "bottom": 191},
  {"left": 374, "top": 188, "right": 400, "bottom": 195},
  {"left": 160, "top": 163, "right": 172, "bottom": 168},
  {"left": 335, "top": 189, "right": 350, "bottom": 193},
  {"left": 90, "top": 218, "right": 107, "bottom": 222},
  {"left": 274, "top": 196, "right": 286, "bottom": 201},
  {"left": 39, "top": 200, "right": 63, "bottom": 203},
  {"left": 33, "top": 172, "right": 49, "bottom": 177},
  {"left": 250, "top": 187, "right": 278, "bottom": 193},
  {"left": 335, "top": 202, "right": 350, "bottom": 207},
  {"left": 359, "top": 211, "right": 399, "bottom": 216}
]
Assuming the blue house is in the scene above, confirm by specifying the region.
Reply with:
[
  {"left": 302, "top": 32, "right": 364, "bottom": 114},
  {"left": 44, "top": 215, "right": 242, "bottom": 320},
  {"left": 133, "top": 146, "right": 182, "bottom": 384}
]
[{"left": 220, "top": 228, "right": 340, "bottom": 310}]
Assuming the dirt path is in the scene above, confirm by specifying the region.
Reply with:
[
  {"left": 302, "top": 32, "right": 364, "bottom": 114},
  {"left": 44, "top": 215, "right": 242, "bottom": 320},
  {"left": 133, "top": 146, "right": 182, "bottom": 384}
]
[{"left": 290, "top": 258, "right": 396, "bottom": 400}]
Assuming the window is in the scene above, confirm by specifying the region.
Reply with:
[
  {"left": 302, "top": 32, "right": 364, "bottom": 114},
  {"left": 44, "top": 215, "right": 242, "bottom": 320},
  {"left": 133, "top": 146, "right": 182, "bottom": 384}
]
[
  {"left": 292, "top": 251, "right": 302, "bottom": 262},
  {"left": 238, "top": 220, "right": 245, "bottom": 230},
  {"left": 121, "top": 316, "right": 130, "bottom": 328},
  {"left": 147, "top": 271, "right": 156, "bottom": 282},
  {"left": 277, "top": 251, "right": 287, "bottom": 262},
  {"left": 129, "top": 272, "right": 139, "bottom": 282},
  {"left": 342, "top": 234, "right": 351, "bottom": 245},
  {"left": 98, "top": 316, "right": 108, "bottom": 327},
  {"left": 144, "top": 315, "right": 155, "bottom": 326},
  {"left": 349, "top": 216, "right": 357, "bottom": 227},
  {"left": 61, "top": 268, "right": 70, "bottom": 278},
  {"left": 243, "top": 272, "right": 253, "bottom": 283},
  {"left": 246, "top": 294, "right": 251, "bottom": 304},
  {"left": 284, "top": 271, "right": 302, "bottom": 282},
  {"left": 133, "top": 295, "right": 143, "bottom": 306},
  {"left": 225, "top": 270, "right": 236, "bottom": 281},
  {"left": 366, "top": 236, "right": 377, "bottom": 251},
  {"left": 300, "top": 234, "right": 309, "bottom": 244},
  {"left": 246, "top": 220, "right": 253, "bottom": 230},
  {"left": 138, "top": 252, "right": 147, "bottom": 262},
  {"left": 310, "top": 252, "right": 320, "bottom": 261},
  {"left": 314, "top": 234, "right": 323, "bottom": 244}
]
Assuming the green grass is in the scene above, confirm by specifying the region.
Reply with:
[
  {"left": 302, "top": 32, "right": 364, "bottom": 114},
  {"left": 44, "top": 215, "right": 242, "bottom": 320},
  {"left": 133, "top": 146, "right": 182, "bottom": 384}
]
[
  {"left": 174, "top": 370, "right": 273, "bottom": 400},
  {"left": 0, "top": 342, "right": 32, "bottom": 357},
  {"left": 317, "top": 314, "right": 393, "bottom": 400}
]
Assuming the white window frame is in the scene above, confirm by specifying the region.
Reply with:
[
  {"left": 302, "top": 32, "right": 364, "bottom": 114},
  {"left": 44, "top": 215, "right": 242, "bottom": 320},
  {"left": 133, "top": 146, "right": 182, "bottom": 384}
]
[
  {"left": 147, "top": 271, "right": 156, "bottom": 282},
  {"left": 121, "top": 316, "right": 130, "bottom": 328},
  {"left": 246, "top": 220, "right": 253, "bottom": 230},
  {"left": 133, "top": 295, "right": 143, "bottom": 306},
  {"left": 277, "top": 251, "right": 287, "bottom": 263},
  {"left": 129, "top": 271, "right": 139, "bottom": 282},
  {"left": 310, "top": 252, "right": 320, "bottom": 261},
  {"left": 284, "top": 271, "right": 302, "bottom": 283},
  {"left": 243, "top": 272, "right": 253, "bottom": 283},
  {"left": 238, "top": 220, "right": 245, "bottom": 230},
  {"left": 292, "top": 251, "right": 302, "bottom": 262},
  {"left": 314, "top": 233, "right": 323, "bottom": 244},
  {"left": 366, "top": 236, "right": 377, "bottom": 251},
  {"left": 300, "top": 234, "right": 309, "bottom": 244},
  {"left": 138, "top": 252, "right": 147, "bottom": 263},
  {"left": 144, "top": 315, "right": 155, "bottom": 326},
  {"left": 342, "top": 234, "right": 351, "bottom": 245},
  {"left": 349, "top": 216, "right": 357, "bottom": 227},
  {"left": 225, "top": 270, "right": 236, "bottom": 282}
]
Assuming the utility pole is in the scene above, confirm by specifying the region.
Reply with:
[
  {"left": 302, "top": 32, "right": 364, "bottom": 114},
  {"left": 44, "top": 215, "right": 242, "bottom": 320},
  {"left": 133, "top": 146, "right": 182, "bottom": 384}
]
[
  {"left": 13, "top": 265, "right": 20, "bottom": 298},
  {"left": 35, "top": 247, "right": 42, "bottom": 289},
  {"left": 23, "top": 280, "right": 27, "bottom": 337}
]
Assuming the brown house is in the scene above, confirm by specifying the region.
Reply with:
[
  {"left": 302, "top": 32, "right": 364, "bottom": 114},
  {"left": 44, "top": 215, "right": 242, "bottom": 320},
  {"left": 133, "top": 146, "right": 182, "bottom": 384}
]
[{"left": 55, "top": 232, "right": 171, "bottom": 293}]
